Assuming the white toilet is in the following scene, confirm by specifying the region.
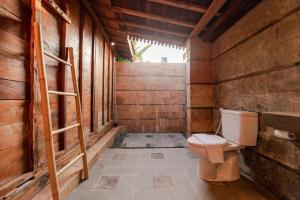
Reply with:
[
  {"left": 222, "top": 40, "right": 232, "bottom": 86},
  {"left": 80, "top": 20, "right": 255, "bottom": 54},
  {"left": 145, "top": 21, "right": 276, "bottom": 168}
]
[{"left": 187, "top": 109, "right": 258, "bottom": 181}]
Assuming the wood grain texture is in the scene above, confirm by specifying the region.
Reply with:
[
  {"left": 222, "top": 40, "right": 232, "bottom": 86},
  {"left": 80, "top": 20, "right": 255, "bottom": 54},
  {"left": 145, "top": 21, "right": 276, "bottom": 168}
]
[
  {"left": 213, "top": 1, "right": 300, "bottom": 199},
  {"left": 213, "top": 8, "right": 300, "bottom": 83},
  {"left": 116, "top": 62, "right": 186, "bottom": 133},
  {"left": 82, "top": 12, "right": 93, "bottom": 134},
  {"left": 103, "top": 42, "right": 109, "bottom": 123},
  {"left": 212, "top": 0, "right": 300, "bottom": 58},
  {"left": 0, "top": 0, "right": 115, "bottom": 198}
]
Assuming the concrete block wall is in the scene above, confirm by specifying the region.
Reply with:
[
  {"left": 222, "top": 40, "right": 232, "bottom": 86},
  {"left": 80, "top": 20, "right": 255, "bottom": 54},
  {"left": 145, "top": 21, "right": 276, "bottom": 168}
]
[
  {"left": 115, "top": 62, "right": 186, "bottom": 133},
  {"left": 186, "top": 36, "right": 214, "bottom": 136}
]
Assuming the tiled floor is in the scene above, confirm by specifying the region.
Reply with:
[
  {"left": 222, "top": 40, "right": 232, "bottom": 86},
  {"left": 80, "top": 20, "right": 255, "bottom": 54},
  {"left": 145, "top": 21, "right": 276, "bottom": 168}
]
[
  {"left": 68, "top": 148, "right": 271, "bottom": 200},
  {"left": 119, "top": 133, "right": 187, "bottom": 148}
]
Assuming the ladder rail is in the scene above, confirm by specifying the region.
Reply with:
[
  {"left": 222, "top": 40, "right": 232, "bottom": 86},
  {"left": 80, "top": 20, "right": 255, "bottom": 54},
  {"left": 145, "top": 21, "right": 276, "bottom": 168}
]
[
  {"left": 33, "top": 22, "right": 61, "bottom": 200},
  {"left": 68, "top": 47, "right": 89, "bottom": 179}
]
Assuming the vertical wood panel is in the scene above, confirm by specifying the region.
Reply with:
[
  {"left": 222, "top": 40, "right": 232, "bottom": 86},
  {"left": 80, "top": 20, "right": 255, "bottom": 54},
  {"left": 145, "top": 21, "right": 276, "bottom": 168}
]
[
  {"left": 97, "top": 33, "right": 104, "bottom": 128},
  {"left": 91, "top": 23, "right": 97, "bottom": 132},
  {"left": 58, "top": 0, "right": 68, "bottom": 151},
  {"left": 82, "top": 13, "right": 92, "bottom": 135}
]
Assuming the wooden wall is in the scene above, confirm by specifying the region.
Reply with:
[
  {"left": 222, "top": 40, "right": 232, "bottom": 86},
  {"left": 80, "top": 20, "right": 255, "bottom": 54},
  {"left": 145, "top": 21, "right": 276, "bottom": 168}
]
[
  {"left": 186, "top": 37, "right": 213, "bottom": 136},
  {"left": 0, "top": 0, "right": 31, "bottom": 193},
  {"left": 115, "top": 62, "right": 186, "bottom": 133},
  {"left": 212, "top": 0, "right": 300, "bottom": 199},
  {"left": 0, "top": 0, "right": 115, "bottom": 199}
]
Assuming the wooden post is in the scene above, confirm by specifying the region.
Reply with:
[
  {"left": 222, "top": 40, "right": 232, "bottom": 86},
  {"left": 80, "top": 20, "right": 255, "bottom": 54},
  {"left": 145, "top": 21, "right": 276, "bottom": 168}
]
[
  {"left": 91, "top": 23, "right": 99, "bottom": 132},
  {"left": 106, "top": 46, "right": 111, "bottom": 122},
  {"left": 29, "top": 0, "right": 42, "bottom": 172},
  {"left": 78, "top": 7, "right": 85, "bottom": 105},
  {"left": 101, "top": 41, "right": 106, "bottom": 126},
  {"left": 58, "top": 0, "right": 69, "bottom": 151}
]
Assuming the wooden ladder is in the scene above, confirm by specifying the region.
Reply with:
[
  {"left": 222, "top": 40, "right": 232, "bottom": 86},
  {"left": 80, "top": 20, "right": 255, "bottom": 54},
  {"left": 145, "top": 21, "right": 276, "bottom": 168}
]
[{"left": 33, "top": 22, "right": 89, "bottom": 200}]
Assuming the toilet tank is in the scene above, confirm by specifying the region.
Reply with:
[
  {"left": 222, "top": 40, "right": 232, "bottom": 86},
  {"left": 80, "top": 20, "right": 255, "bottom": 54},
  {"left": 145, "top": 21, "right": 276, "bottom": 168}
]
[{"left": 221, "top": 109, "right": 258, "bottom": 146}]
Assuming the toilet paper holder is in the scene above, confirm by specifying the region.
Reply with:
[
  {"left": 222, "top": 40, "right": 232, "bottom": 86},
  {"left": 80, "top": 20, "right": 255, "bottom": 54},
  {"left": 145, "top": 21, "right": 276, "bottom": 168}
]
[{"left": 273, "top": 129, "right": 296, "bottom": 141}]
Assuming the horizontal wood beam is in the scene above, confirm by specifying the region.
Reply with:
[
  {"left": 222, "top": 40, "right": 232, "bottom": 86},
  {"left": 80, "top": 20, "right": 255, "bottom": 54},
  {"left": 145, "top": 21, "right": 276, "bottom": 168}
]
[
  {"left": 115, "top": 38, "right": 128, "bottom": 44},
  {"left": 148, "top": 0, "right": 207, "bottom": 13},
  {"left": 116, "top": 48, "right": 130, "bottom": 53},
  {"left": 187, "top": 0, "right": 226, "bottom": 40},
  {"left": 116, "top": 49, "right": 131, "bottom": 57},
  {"left": 129, "top": 32, "right": 185, "bottom": 46},
  {"left": 109, "top": 31, "right": 128, "bottom": 39},
  {"left": 106, "top": 27, "right": 185, "bottom": 46},
  {"left": 94, "top": 4, "right": 195, "bottom": 28},
  {"left": 106, "top": 27, "right": 128, "bottom": 36},
  {"left": 110, "top": 35, "right": 129, "bottom": 43},
  {"left": 116, "top": 43, "right": 129, "bottom": 48},
  {"left": 201, "top": 0, "right": 261, "bottom": 42},
  {"left": 125, "top": 21, "right": 187, "bottom": 37},
  {"left": 100, "top": 16, "right": 188, "bottom": 37},
  {"left": 116, "top": 50, "right": 131, "bottom": 57}
]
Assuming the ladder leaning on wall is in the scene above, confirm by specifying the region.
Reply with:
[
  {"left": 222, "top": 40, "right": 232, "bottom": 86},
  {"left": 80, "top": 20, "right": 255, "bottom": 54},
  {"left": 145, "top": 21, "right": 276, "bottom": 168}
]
[{"left": 33, "top": 22, "right": 89, "bottom": 200}]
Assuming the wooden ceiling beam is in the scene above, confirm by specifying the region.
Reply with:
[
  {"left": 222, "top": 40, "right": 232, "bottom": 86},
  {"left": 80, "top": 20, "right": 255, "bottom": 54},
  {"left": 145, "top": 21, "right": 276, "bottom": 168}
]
[
  {"left": 108, "top": 31, "right": 128, "bottom": 38},
  {"left": 100, "top": 16, "right": 188, "bottom": 37},
  {"left": 116, "top": 43, "right": 129, "bottom": 48},
  {"left": 125, "top": 21, "right": 187, "bottom": 37},
  {"left": 106, "top": 27, "right": 185, "bottom": 46},
  {"left": 129, "top": 32, "right": 185, "bottom": 46},
  {"left": 117, "top": 49, "right": 130, "bottom": 54},
  {"left": 106, "top": 27, "right": 128, "bottom": 36},
  {"left": 187, "top": 0, "right": 226, "bottom": 41},
  {"left": 148, "top": 0, "right": 207, "bottom": 13},
  {"left": 111, "top": 35, "right": 127, "bottom": 44},
  {"left": 114, "top": 40, "right": 128, "bottom": 45},
  {"left": 110, "top": 35, "right": 128, "bottom": 43},
  {"left": 201, "top": 0, "right": 261, "bottom": 42},
  {"left": 94, "top": 4, "right": 196, "bottom": 28}
]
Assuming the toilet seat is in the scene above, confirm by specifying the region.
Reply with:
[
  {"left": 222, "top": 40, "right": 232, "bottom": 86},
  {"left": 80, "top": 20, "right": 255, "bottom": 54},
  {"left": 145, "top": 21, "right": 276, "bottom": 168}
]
[
  {"left": 188, "top": 134, "right": 243, "bottom": 151},
  {"left": 188, "top": 134, "right": 228, "bottom": 147}
]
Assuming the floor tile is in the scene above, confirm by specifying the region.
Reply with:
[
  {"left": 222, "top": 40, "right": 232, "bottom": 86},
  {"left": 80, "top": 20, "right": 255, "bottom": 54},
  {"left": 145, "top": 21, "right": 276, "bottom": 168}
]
[
  {"left": 95, "top": 176, "right": 119, "bottom": 190},
  {"left": 151, "top": 153, "right": 165, "bottom": 159},
  {"left": 68, "top": 133, "right": 272, "bottom": 200},
  {"left": 153, "top": 176, "right": 174, "bottom": 189}
]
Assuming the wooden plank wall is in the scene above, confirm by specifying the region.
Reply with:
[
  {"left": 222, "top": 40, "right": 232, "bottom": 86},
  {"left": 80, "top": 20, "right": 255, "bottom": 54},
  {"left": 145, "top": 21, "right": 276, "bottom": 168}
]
[
  {"left": 0, "top": 0, "right": 31, "bottom": 190},
  {"left": 0, "top": 0, "right": 115, "bottom": 199},
  {"left": 186, "top": 37, "right": 213, "bottom": 136},
  {"left": 212, "top": 0, "right": 300, "bottom": 199},
  {"left": 115, "top": 62, "right": 186, "bottom": 133}
]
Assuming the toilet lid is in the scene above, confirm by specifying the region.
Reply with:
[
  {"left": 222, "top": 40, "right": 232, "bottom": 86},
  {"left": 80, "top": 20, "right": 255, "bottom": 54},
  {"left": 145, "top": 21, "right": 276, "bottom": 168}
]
[{"left": 188, "top": 134, "right": 228, "bottom": 147}]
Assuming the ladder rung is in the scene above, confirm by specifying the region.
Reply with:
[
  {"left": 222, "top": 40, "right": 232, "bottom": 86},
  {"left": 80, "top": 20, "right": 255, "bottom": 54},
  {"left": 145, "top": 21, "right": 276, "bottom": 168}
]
[
  {"left": 52, "top": 123, "right": 80, "bottom": 135},
  {"left": 48, "top": 90, "right": 77, "bottom": 96},
  {"left": 44, "top": 52, "right": 72, "bottom": 66},
  {"left": 56, "top": 153, "right": 84, "bottom": 176}
]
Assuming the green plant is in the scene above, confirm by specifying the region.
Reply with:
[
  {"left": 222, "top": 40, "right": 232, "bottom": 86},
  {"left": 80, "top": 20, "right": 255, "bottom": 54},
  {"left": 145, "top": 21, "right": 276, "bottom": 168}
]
[
  {"left": 132, "top": 40, "right": 152, "bottom": 62},
  {"left": 116, "top": 57, "right": 130, "bottom": 62}
]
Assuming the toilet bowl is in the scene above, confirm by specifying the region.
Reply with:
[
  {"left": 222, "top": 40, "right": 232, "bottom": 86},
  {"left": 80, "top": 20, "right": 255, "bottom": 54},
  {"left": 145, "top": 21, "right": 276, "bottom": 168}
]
[
  {"left": 187, "top": 134, "right": 243, "bottom": 181},
  {"left": 187, "top": 109, "right": 258, "bottom": 182}
]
